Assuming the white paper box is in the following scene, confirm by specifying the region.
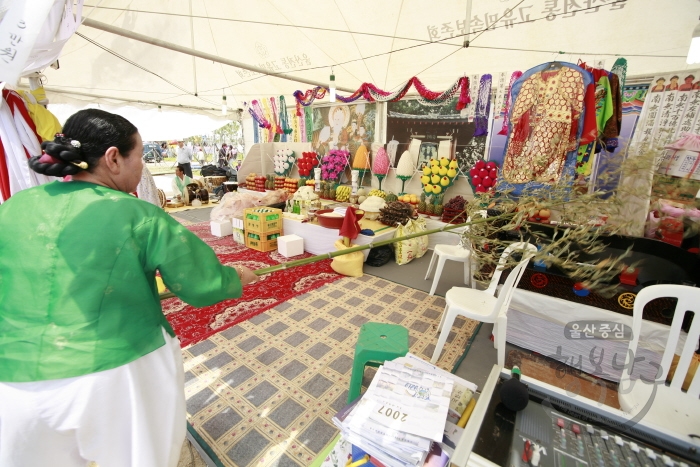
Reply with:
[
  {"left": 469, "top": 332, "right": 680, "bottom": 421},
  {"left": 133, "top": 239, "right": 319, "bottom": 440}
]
[
  {"left": 231, "top": 216, "right": 244, "bottom": 230},
  {"left": 211, "top": 220, "right": 232, "bottom": 237},
  {"left": 277, "top": 234, "right": 304, "bottom": 257}
]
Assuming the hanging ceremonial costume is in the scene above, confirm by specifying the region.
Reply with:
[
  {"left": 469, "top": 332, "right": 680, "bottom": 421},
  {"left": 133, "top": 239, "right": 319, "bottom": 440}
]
[
  {"left": 500, "top": 62, "right": 597, "bottom": 195},
  {"left": 575, "top": 62, "right": 623, "bottom": 177},
  {"left": 460, "top": 75, "right": 493, "bottom": 174},
  {"left": 498, "top": 71, "right": 523, "bottom": 135}
]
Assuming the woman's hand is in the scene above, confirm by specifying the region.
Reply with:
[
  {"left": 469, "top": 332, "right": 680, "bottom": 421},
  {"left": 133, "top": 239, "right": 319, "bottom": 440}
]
[{"left": 236, "top": 265, "right": 259, "bottom": 286}]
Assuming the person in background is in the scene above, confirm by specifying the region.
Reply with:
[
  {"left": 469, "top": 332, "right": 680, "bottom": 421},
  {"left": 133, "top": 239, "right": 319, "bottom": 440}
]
[
  {"left": 172, "top": 164, "right": 193, "bottom": 204},
  {"left": 161, "top": 142, "right": 169, "bottom": 158},
  {"left": 136, "top": 164, "right": 161, "bottom": 207},
  {"left": 218, "top": 143, "right": 228, "bottom": 168},
  {"left": 176, "top": 141, "right": 193, "bottom": 177},
  {"left": 0, "top": 109, "right": 258, "bottom": 467},
  {"left": 197, "top": 146, "right": 205, "bottom": 166}
]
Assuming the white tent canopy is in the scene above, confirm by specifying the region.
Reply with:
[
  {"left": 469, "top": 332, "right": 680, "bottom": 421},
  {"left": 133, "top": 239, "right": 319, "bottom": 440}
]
[{"left": 33, "top": 0, "right": 699, "bottom": 116}]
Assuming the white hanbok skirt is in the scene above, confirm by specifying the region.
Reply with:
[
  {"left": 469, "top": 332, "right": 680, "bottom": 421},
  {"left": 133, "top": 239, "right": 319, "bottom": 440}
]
[{"left": 0, "top": 328, "right": 186, "bottom": 467}]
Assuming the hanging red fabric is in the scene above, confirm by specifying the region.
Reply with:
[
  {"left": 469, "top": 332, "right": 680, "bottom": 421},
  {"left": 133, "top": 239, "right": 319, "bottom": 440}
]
[
  {"left": 293, "top": 76, "right": 470, "bottom": 111},
  {"left": 0, "top": 142, "right": 11, "bottom": 200},
  {"left": 579, "top": 83, "right": 598, "bottom": 145},
  {"left": 3, "top": 90, "right": 41, "bottom": 145}
]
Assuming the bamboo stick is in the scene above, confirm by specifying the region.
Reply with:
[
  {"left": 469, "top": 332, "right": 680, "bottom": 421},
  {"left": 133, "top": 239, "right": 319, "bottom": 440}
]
[{"left": 157, "top": 216, "right": 498, "bottom": 301}]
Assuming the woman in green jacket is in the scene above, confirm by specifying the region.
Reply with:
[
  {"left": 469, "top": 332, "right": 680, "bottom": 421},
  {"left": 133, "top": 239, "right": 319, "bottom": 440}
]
[{"left": 0, "top": 109, "right": 258, "bottom": 467}]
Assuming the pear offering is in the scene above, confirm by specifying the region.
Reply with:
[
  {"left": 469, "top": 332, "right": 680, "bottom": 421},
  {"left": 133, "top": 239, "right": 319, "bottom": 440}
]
[{"left": 420, "top": 157, "right": 458, "bottom": 196}]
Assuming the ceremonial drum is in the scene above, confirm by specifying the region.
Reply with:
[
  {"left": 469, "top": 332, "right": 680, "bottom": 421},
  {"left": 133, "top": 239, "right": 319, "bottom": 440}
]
[
  {"left": 157, "top": 189, "right": 167, "bottom": 209},
  {"left": 205, "top": 176, "right": 227, "bottom": 189},
  {"left": 186, "top": 183, "right": 209, "bottom": 205}
]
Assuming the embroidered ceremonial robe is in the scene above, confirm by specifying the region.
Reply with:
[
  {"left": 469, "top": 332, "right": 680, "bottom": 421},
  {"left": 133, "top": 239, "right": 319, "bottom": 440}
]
[{"left": 502, "top": 67, "right": 585, "bottom": 184}]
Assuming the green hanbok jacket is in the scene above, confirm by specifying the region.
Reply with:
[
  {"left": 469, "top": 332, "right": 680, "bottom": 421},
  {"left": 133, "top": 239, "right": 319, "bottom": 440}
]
[{"left": 0, "top": 181, "right": 241, "bottom": 382}]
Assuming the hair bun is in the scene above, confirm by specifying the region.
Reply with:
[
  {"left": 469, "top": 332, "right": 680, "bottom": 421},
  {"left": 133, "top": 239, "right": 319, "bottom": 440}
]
[
  {"left": 59, "top": 148, "right": 81, "bottom": 162},
  {"left": 40, "top": 139, "right": 88, "bottom": 167},
  {"left": 28, "top": 155, "right": 80, "bottom": 177}
]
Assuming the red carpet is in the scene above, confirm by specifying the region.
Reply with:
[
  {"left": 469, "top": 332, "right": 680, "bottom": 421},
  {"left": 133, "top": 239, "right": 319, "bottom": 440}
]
[{"left": 162, "top": 222, "right": 342, "bottom": 347}]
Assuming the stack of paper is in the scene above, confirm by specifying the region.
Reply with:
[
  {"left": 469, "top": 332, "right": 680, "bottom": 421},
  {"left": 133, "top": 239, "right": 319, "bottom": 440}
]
[
  {"left": 333, "top": 354, "right": 477, "bottom": 467},
  {"left": 387, "top": 354, "right": 477, "bottom": 425}
]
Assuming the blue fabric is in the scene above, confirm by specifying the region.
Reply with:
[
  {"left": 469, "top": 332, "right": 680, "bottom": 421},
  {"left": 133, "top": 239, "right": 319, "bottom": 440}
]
[{"left": 497, "top": 62, "right": 594, "bottom": 197}]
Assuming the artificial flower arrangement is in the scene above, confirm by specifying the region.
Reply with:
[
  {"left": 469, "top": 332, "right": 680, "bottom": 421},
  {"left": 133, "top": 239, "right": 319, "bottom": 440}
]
[
  {"left": 351, "top": 144, "right": 371, "bottom": 187},
  {"left": 417, "top": 157, "right": 459, "bottom": 217},
  {"left": 372, "top": 147, "right": 390, "bottom": 190},
  {"left": 297, "top": 151, "right": 319, "bottom": 178},
  {"left": 321, "top": 149, "right": 350, "bottom": 183},
  {"left": 420, "top": 157, "right": 459, "bottom": 196},
  {"left": 395, "top": 150, "right": 415, "bottom": 195},
  {"left": 467, "top": 159, "right": 499, "bottom": 193},
  {"left": 273, "top": 149, "right": 296, "bottom": 176}
]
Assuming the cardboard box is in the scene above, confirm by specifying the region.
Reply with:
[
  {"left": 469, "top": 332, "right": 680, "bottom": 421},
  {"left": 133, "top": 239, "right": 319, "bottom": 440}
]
[
  {"left": 244, "top": 207, "right": 283, "bottom": 233},
  {"left": 277, "top": 234, "right": 304, "bottom": 257},
  {"left": 211, "top": 220, "right": 232, "bottom": 237},
  {"left": 245, "top": 232, "right": 279, "bottom": 252}
]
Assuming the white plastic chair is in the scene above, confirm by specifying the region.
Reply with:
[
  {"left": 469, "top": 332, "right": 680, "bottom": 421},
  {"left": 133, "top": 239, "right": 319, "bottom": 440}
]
[
  {"left": 618, "top": 284, "right": 700, "bottom": 435},
  {"left": 424, "top": 212, "right": 486, "bottom": 296},
  {"left": 424, "top": 242, "right": 472, "bottom": 295},
  {"left": 430, "top": 242, "right": 537, "bottom": 366}
]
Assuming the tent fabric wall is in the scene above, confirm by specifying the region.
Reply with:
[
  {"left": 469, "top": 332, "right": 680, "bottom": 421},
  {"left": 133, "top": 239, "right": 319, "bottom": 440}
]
[
  {"left": 33, "top": 0, "right": 698, "bottom": 116},
  {"left": 47, "top": 103, "right": 232, "bottom": 140}
]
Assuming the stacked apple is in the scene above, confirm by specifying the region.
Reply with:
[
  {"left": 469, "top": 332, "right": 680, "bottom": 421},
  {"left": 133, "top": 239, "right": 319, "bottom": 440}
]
[
  {"left": 283, "top": 178, "right": 299, "bottom": 194},
  {"left": 468, "top": 160, "right": 498, "bottom": 193},
  {"left": 297, "top": 151, "right": 320, "bottom": 178},
  {"left": 420, "top": 157, "right": 459, "bottom": 195},
  {"left": 246, "top": 172, "right": 257, "bottom": 191},
  {"left": 254, "top": 175, "right": 266, "bottom": 192}
]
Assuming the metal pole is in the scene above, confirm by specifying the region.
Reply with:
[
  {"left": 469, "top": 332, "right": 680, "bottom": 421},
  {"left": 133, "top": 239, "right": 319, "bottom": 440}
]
[
  {"left": 81, "top": 18, "right": 356, "bottom": 93},
  {"left": 34, "top": 87, "right": 222, "bottom": 113}
]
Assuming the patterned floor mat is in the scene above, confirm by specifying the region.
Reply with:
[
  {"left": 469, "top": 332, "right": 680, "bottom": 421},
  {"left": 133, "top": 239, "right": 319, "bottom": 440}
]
[
  {"left": 182, "top": 275, "right": 477, "bottom": 467},
  {"left": 164, "top": 222, "right": 341, "bottom": 347}
]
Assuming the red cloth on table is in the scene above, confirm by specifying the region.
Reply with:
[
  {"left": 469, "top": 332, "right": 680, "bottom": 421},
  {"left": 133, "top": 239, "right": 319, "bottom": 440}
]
[{"left": 339, "top": 206, "right": 362, "bottom": 240}]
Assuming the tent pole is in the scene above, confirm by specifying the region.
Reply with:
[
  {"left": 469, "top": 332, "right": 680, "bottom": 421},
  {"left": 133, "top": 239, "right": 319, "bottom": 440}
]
[
  {"left": 81, "top": 18, "right": 356, "bottom": 93},
  {"left": 27, "top": 87, "right": 224, "bottom": 113}
]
